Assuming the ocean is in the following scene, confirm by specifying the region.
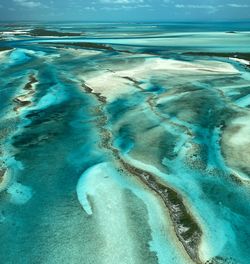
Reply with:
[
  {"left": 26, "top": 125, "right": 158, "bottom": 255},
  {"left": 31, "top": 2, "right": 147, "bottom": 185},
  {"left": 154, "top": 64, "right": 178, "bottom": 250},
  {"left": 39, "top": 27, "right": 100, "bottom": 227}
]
[{"left": 0, "top": 22, "right": 250, "bottom": 264}]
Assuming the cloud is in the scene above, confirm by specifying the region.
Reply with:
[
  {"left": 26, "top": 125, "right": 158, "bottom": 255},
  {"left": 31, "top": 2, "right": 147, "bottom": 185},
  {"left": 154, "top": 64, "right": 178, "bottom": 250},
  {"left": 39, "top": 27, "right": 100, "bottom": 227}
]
[
  {"left": 100, "top": 0, "right": 144, "bottom": 4},
  {"left": 13, "top": 0, "right": 45, "bottom": 8},
  {"left": 227, "top": 4, "right": 250, "bottom": 8},
  {"left": 101, "top": 4, "right": 150, "bottom": 10},
  {"left": 175, "top": 4, "right": 222, "bottom": 13},
  {"left": 175, "top": 4, "right": 215, "bottom": 10},
  {"left": 98, "top": 0, "right": 150, "bottom": 10},
  {"left": 84, "top": 6, "right": 97, "bottom": 11},
  {"left": 175, "top": 3, "right": 250, "bottom": 11}
]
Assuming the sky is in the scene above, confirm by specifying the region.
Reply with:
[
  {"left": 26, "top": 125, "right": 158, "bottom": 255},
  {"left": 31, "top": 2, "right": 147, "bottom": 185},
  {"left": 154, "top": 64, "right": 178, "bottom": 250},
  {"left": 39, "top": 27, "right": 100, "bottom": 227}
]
[{"left": 0, "top": 0, "right": 250, "bottom": 21}]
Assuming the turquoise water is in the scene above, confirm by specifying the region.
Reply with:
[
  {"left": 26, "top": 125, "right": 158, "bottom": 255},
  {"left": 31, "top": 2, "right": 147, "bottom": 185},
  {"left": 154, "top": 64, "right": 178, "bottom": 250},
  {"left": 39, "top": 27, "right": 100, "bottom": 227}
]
[{"left": 0, "top": 22, "right": 250, "bottom": 264}]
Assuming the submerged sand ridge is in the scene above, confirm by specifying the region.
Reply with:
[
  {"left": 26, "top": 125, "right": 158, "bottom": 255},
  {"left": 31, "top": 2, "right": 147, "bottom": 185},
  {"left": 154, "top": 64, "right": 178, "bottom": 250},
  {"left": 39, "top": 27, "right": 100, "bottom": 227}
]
[{"left": 0, "top": 23, "right": 250, "bottom": 264}]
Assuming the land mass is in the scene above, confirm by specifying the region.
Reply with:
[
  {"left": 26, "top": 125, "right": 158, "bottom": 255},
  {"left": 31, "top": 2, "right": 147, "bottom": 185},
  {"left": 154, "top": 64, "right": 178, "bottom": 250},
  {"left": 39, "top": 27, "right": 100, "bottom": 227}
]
[{"left": 29, "top": 28, "right": 84, "bottom": 37}]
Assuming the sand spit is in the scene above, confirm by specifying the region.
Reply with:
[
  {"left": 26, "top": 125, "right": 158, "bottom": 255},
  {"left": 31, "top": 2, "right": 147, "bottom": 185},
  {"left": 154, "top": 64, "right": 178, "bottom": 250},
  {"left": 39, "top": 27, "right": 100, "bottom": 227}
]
[
  {"left": 13, "top": 74, "right": 38, "bottom": 112},
  {"left": 0, "top": 167, "right": 9, "bottom": 192},
  {"left": 230, "top": 57, "right": 250, "bottom": 66},
  {"left": 84, "top": 57, "right": 239, "bottom": 101},
  {"left": 0, "top": 49, "right": 12, "bottom": 60},
  {"left": 82, "top": 84, "right": 202, "bottom": 263},
  {"left": 77, "top": 162, "right": 194, "bottom": 264},
  {"left": 222, "top": 114, "right": 250, "bottom": 180}
]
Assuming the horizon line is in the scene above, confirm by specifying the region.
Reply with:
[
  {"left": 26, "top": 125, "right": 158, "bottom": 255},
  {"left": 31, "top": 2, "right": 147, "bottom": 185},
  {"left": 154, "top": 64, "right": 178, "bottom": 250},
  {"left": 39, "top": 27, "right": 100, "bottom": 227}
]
[{"left": 1, "top": 19, "right": 250, "bottom": 23}]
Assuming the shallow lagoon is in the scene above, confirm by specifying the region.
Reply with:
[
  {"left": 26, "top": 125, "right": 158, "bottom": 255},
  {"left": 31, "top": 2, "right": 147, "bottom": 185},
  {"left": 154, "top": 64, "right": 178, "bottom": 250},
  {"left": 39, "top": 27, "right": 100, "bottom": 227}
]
[{"left": 0, "top": 22, "right": 250, "bottom": 264}]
